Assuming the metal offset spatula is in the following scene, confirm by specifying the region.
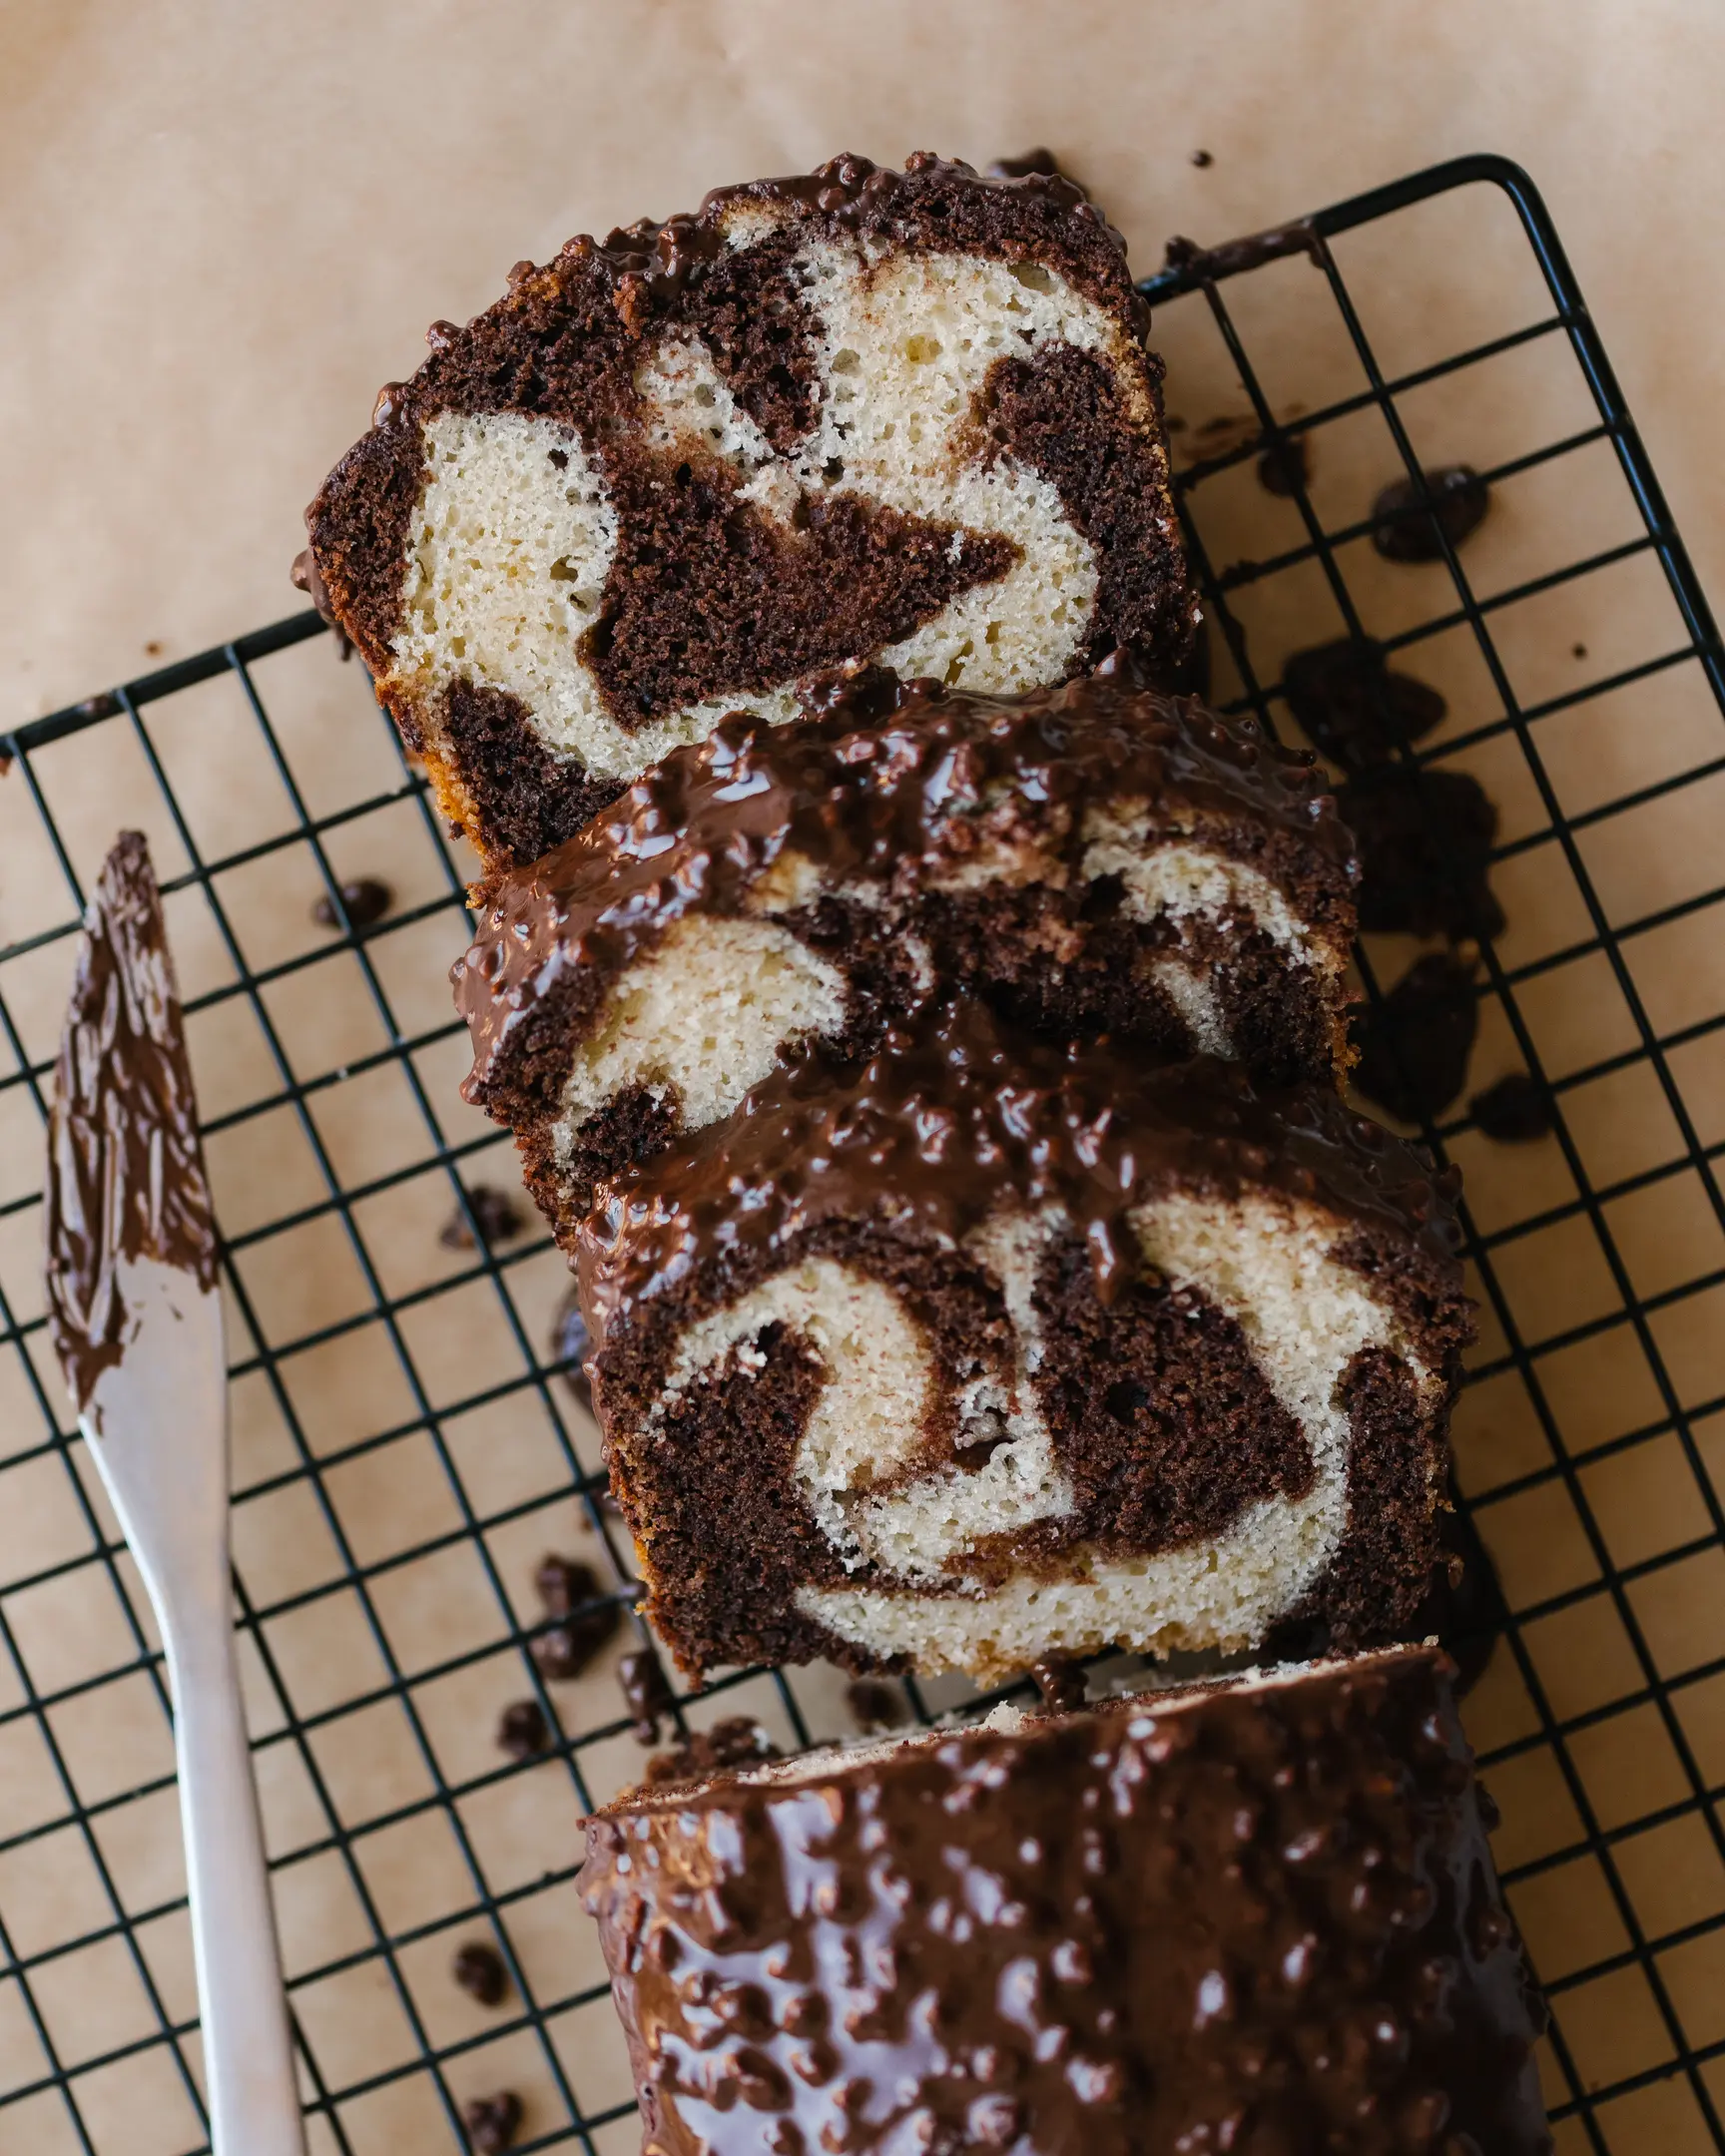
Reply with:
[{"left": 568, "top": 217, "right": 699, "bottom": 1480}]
[{"left": 43, "top": 832, "right": 306, "bottom": 2156}]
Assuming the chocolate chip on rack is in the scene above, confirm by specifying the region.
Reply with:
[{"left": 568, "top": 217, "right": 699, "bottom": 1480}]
[
  {"left": 451, "top": 1940, "right": 509, "bottom": 2008},
  {"left": 618, "top": 1645, "right": 675, "bottom": 1743},
  {"left": 462, "top": 2091, "right": 523, "bottom": 2153},
  {"left": 1371, "top": 463, "right": 1490, "bottom": 561},
  {"left": 495, "top": 1700, "right": 550, "bottom": 1761},
  {"left": 310, "top": 876, "right": 391, "bottom": 930},
  {"left": 1353, "top": 950, "right": 1481, "bottom": 1124},
  {"left": 845, "top": 1679, "right": 908, "bottom": 1732},
  {"left": 643, "top": 1716, "right": 781, "bottom": 1787},
  {"left": 1339, "top": 763, "right": 1503, "bottom": 939},
  {"left": 438, "top": 1184, "right": 524, "bottom": 1251},
  {"left": 1282, "top": 637, "right": 1445, "bottom": 773},
  {"left": 1471, "top": 1070, "right": 1556, "bottom": 1142},
  {"left": 529, "top": 1555, "right": 619, "bottom": 1679}
]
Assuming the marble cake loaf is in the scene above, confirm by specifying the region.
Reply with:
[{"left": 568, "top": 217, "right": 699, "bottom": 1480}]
[
  {"left": 299, "top": 151, "right": 1196, "bottom": 872},
  {"left": 575, "top": 1001, "right": 1471, "bottom": 1682},
  {"left": 579, "top": 1644, "right": 1551, "bottom": 2156},
  {"left": 454, "top": 665, "right": 1359, "bottom": 1235}
]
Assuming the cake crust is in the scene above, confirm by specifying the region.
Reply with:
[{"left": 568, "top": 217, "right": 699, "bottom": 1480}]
[{"left": 303, "top": 152, "right": 1197, "bottom": 870}]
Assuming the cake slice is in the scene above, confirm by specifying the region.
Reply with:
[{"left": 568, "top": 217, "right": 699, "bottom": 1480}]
[
  {"left": 579, "top": 1645, "right": 1550, "bottom": 2156},
  {"left": 454, "top": 666, "right": 1358, "bottom": 1235},
  {"left": 301, "top": 151, "right": 1196, "bottom": 871},
  {"left": 575, "top": 1000, "right": 1471, "bottom": 1682}
]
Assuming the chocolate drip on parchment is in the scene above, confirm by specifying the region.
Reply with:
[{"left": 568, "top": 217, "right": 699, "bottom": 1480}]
[{"left": 44, "top": 831, "right": 217, "bottom": 1412}]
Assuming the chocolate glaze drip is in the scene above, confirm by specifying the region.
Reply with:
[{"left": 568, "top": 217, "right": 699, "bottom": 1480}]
[
  {"left": 453, "top": 666, "right": 1355, "bottom": 1105},
  {"left": 576, "top": 997, "right": 1462, "bottom": 1344},
  {"left": 45, "top": 832, "right": 217, "bottom": 1412},
  {"left": 1163, "top": 219, "right": 1324, "bottom": 283},
  {"left": 579, "top": 1645, "right": 1551, "bottom": 2156}
]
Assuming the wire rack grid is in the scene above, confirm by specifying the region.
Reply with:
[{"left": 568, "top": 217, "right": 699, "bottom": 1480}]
[{"left": 0, "top": 152, "right": 1721, "bottom": 2154}]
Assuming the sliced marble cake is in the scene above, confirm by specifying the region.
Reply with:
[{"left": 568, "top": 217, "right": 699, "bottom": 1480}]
[{"left": 299, "top": 151, "right": 1195, "bottom": 871}]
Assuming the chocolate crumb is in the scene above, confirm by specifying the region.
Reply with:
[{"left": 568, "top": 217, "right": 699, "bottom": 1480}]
[
  {"left": 1572, "top": 642, "right": 1588, "bottom": 659},
  {"left": 1371, "top": 465, "right": 1490, "bottom": 563},
  {"left": 439, "top": 1184, "right": 524, "bottom": 1251},
  {"left": 463, "top": 2091, "right": 523, "bottom": 2153},
  {"left": 1282, "top": 639, "right": 1444, "bottom": 773},
  {"left": 451, "top": 1939, "right": 509, "bottom": 2008},
  {"left": 1337, "top": 765, "right": 1503, "bottom": 940},
  {"left": 529, "top": 1556, "right": 620, "bottom": 1678},
  {"left": 1190, "top": 148, "right": 1214, "bottom": 169},
  {"left": 1031, "top": 1659, "right": 1088, "bottom": 1711},
  {"left": 1352, "top": 952, "right": 1480, "bottom": 1125},
  {"left": 1470, "top": 1071, "right": 1555, "bottom": 1143},
  {"left": 644, "top": 1715, "right": 781, "bottom": 1787},
  {"left": 496, "top": 1699, "right": 551, "bottom": 1761},
  {"left": 985, "top": 147, "right": 1065, "bottom": 181},
  {"left": 144, "top": 640, "right": 164, "bottom": 658},
  {"left": 551, "top": 1289, "right": 595, "bottom": 1415},
  {"left": 311, "top": 876, "right": 392, "bottom": 931},
  {"left": 619, "top": 1646, "right": 675, "bottom": 1743},
  {"left": 1255, "top": 434, "right": 1309, "bottom": 497},
  {"left": 73, "top": 693, "right": 121, "bottom": 722},
  {"left": 846, "top": 1678, "right": 909, "bottom": 1733}
]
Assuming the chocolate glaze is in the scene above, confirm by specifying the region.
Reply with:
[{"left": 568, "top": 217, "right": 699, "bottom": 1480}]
[
  {"left": 579, "top": 1644, "right": 1551, "bottom": 2156},
  {"left": 1163, "top": 219, "right": 1324, "bottom": 283},
  {"left": 454, "top": 666, "right": 1356, "bottom": 1109},
  {"left": 45, "top": 832, "right": 218, "bottom": 1412},
  {"left": 576, "top": 998, "right": 1462, "bottom": 1343}
]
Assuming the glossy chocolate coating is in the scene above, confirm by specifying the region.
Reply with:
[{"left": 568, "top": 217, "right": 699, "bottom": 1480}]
[
  {"left": 453, "top": 666, "right": 1355, "bottom": 1106},
  {"left": 44, "top": 831, "right": 217, "bottom": 1411},
  {"left": 579, "top": 1645, "right": 1551, "bottom": 2155},
  {"left": 575, "top": 997, "right": 1461, "bottom": 1345}
]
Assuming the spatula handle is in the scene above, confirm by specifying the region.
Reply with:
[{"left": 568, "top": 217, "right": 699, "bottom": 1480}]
[{"left": 166, "top": 1605, "right": 307, "bottom": 2156}]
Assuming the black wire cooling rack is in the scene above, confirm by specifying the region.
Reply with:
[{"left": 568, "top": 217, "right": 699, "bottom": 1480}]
[{"left": 1, "top": 152, "right": 1722, "bottom": 2153}]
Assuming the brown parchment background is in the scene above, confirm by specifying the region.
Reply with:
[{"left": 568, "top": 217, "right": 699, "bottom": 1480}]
[{"left": 2, "top": 4, "right": 1724, "bottom": 2151}]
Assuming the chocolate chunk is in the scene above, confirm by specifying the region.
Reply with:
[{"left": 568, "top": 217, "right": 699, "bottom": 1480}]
[
  {"left": 1282, "top": 639, "right": 1445, "bottom": 774},
  {"left": 643, "top": 1716, "right": 781, "bottom": 1786},
  {"left": 1352, "top": 952, "right": 1480, "bottom": 1124},
  {"left": 984, "top": 147, "right": 1065, "bottom": 180},
  {"left": 1572, "top": 642, "right": 1587, "bottom": 659},
  {"left": 846, "top": 1679, "right": 909, "bottom": 1733},
  {"left": 451, "top": 1940, "right": 509, "bottom": 2007},
  {"left": 1031, "top": 1659, "right": 1088, "bottom": 1711},
  {"left": 1371, "top": 465, "right": 1490, "bottom": 563},
  {"left": 1469, "top": 1071, "right": 1554, "bottom": 1142},
  {"left": 529, "top": 1556, "right": 620, "bottom": 1679},
  {"left": 311, "top": 876, "right": 392, "bottom": 931},
  {"left": 462, "top": 2091, "right": 523, "bottom": 2153},
  {"left": 618, "top": 1646, "right": 675, "bottom": 1743},
  {"left": 439, "top": 1184, "right": 524, "bottom": 1251},
  {"left": 1256, "top": 434, "right": 1309, "bottom": 497},
  {"left": 496, "top": 1700, "right": 551, "bottom": 1761},
  {"left": 1411, "top": 1481, "right": 1507, "bottom": 1696},
  {"left": 1190, "top": 148, "right": 1215, "bottom": 168},
  {"left": 1337, "top": 765, "right": 1503, "bottom": 939},
  {"left": 551, "top": 1288, "right": 594, "bottom": 1415}
]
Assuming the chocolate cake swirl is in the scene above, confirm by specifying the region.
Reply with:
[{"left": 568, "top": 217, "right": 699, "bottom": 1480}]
[
  {"left": 44, "top": 831, "right": 217, "bottom": 1411},
  {"left": 577, "top": 1001, "right": 1470, "bottom": 1681},
  {"left": 579, "top": 1644, "right": 1551, "bottom": 2155},
  {"left": 454, "top": 667, "right": 1359, "bottom": 1235},
  {"left": 303, "top": 152, "right": 1196, "bottom": 871}
]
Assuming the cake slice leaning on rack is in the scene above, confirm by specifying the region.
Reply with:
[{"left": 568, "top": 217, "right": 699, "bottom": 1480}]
[
  {"left": 573, "top": 999, "right": 1471, "bottom": 1683},
  {"left": 579, "top": 1643, "right": 1551, "bottom": 2156},
  {"left": 454, "top": 666, "right": 1359, "bottom": 1236},
  {"left": 298, "top": 151, "right": 1196, "bottom": 874}
]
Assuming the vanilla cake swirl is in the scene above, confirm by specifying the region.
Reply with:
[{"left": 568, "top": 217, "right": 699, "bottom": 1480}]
[
  {"left": 575, "top": 1002, "right": 1471, "bottom": 1683},
  {"left": 300, "top": 152, "right": 1195, "bottom": 871},
  {"left": 454, "top": 665, "right": 1358, "bottom": 1234}
]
